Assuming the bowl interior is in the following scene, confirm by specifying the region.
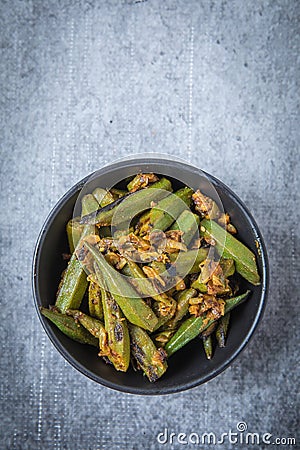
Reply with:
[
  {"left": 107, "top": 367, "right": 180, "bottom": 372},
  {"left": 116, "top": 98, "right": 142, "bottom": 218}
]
[{"left": 33, "top": 159, "right": 268, "bottom": 394}]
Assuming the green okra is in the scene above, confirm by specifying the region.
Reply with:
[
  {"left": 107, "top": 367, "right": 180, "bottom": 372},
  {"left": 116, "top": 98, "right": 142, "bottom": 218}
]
[
  {"left": 152, "top": 317, "right": 172, "bottom": 333},
  {"left": 84, "top": 242, "right": 158, "bottom": 331},
  {"left": 40, "top": 307, "right": 98, "bottom": 346},
  {"left": 81, "top": 194, "right": 99, "bottom": 217},
  {"left": 127, "top": 173, "right": 160, "bottom": 192},
  {"left": 92, "top": 188, "right": 115, "bottom": 236},
  {"left": 66, "top": 217, "right": 84, "bottom": 253},
  {"left": 88, "top": 274, "right": 103, "bottom": 320},
  {"left": 169, "top": 248, "right": 209, "bottom": 276},
  {"left": 66, "top": 309, "right": 105, "bottom": 338},
  {"left": 149, "top": 261, "right": 167, "bottom": 274},
  {"left": 55, "top": 256, "right": 89, "bottom": 313},
  {"left": 92, "top": 188, "right": 115, "bottom": 207},
  {"left": 110, "top": 188, "right": 128, "bottom": 198},
  {"left": 200, "top": 219, "right": 260, "bottom": 285},
  {"left": 191, "top": 257, "right": 235, "bottom": 293},
  {"left": 153, "top": 329, "right": 175, "bottom": 347},
  {"left": 191, "top": 278, "right": 208, "bottom": 293},
  {"left": 170, "top": 210, "right": 200, "bottom": 247},
  {"left": 149, "top": 187, "right": 194, "bottom": 231},
  {"left": 55, "top": 195, "right": 99, "bottom": 313},
  {"left": 216, "top": 312, "right": 231, "bottom": 347},
  {"left": 126, "top": 174, "right": 142, "bottom": 192},
  {"left": 95, "top": 265, "right": 130, "bottom": 371},
  {"left": 136, "top": 210, "right": 151, "bottom": 235},
  {"left": 201, "top": 321, "right": 217, "bottom": 338},
  {"left": 164, "top": 288, "right": 197, "bottom": 330},
  {"left": 165, "top": 291, "right": 251, "bottom": 356},
  {"left": 220, "top": 258, "right": 235, "bottom": 278},
  {"left": 202, "top": 335, "right": 213, "bottom": 360},
  {"left": 121, "top": 260, "right": 172, "bottom": 305},
  {"left": 80, "top": 177, "right": 173, "bottom": 226},
  {"left": 129, "top": 324, "right": 168, "bottom": 382},
  {"left": 151, "top": 300, "right": 177, "bottom": 332}
]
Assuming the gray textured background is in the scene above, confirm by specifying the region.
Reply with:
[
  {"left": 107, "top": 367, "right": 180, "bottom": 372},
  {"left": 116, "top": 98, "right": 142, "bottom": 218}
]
[{"left": 1, "top": 1, "right": 299, "bottom": 449}]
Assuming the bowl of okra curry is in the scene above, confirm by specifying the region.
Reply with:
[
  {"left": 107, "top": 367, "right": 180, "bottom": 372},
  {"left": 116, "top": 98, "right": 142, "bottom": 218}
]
[{"left": 33, "top": 158, "right": 268, "bottom": 394}]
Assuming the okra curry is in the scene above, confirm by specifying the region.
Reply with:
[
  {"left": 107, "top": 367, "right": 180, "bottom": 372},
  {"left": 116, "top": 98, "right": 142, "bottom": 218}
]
[{"left": 41, "top": 173, "right": 260, "bottom": 382}]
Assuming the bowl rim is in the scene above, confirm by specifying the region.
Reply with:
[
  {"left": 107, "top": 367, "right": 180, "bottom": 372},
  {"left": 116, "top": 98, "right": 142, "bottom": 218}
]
[{"left": 32, "top": 158, "right": 269, "bottom": 395}]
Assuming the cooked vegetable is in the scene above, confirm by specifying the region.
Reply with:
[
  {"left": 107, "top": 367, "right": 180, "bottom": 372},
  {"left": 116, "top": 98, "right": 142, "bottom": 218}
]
[
  {"left": 55, "top": 254, "right": 89, "bottom": 313},
  {"left": 200, "top": 219, "right": 260, "bottom": 285},
  {"left": 95, "top": 265, "right": 130, "bottom": 372},
  {"left": 203, "top": 335, "right": 213, "bottom": 360},
  {"left": 66, "top": 309, "right": 105, "bottom": 338},
  {"left": 55, "top": 194, "right": 98, "bottom": 313},
  {"left": 165, "top": 291, "right": 251, "bottom": 356},
  {"left": 81, "top": 194, "right": 99, "bottom": 217},
  {"left": 149, "top": 187, "right": 193, "bottom": 231},
  {"left": 92, "top": 188, "right": 115, "bottom": 207},
  {"left": 127, "top": 173, "right": 159, "bottom": 192},
  {"left": 88, "top": 274, "right": 103, "bottom": 320},
  {"left": 42, "top": 172, "right": 261, "bottom": 382},
  {"left": 216, "top": 312, "right": 231, "bottom": 347},
  {"left": 121, "top": 260, "right": 171, "bottom": 304},
  {"left": 80, "top": 177, "right": 172, "bottom": 226},
  {"left": 66, "top": 217, "right": 84, "bottom": 253},
  {"left": 164, "top": 288, "right": 197, "bottom": 330},
  {"left": 110, "top": 188, "right": 127, "bottom": 198},
  {"left": 169, "top": 248, "right": 209, "bottom": 276},
  {"left": 153, "top": 329, "right": 175, "bottom": 346},
  {"left": 40, "top": 307, "right": 98, "bottom": 346},
  {"left": 170, "top": 210, "right": 200, "bottom": 247},
  {"left": 84, "top": 242, "right": 158, "bottom": 332},
  {"left": 201, "top": 321, "right": 217, "bottom": 338},
  {"left": 129, "top": 324, "right": 167, "bottom": 382}
]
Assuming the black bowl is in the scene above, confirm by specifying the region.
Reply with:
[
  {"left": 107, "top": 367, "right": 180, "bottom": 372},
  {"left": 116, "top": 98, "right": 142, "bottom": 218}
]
[{"left": 32, "top": 158, "right": 269, "bottom": 395}]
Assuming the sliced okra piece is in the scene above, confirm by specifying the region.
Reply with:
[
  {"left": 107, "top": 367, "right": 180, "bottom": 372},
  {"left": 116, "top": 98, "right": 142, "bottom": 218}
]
[
  {"left": 80, "top": 177, "right": 173, "bottom": 226},
  {"left": 55, "top": 257, "right": 89, "bottom": 313},
  {"left": 164, "top": 288, "right": 197, "bottom": 330},
  {"left": 201, "top": 321, "right": 217, "bottom": 338},
  {"left": 55, "top": 195, "right": 99, "bottom": 313},
  {"left": 92, "top": 188, "right": 115, "bottom": 207},
  {"left": 40, "top": 307, "right": 98, "bottom": 346},
  {"left": 200, "top": 219, "right": 260, "bottom": 285},
  {"left": 110, "top": 188, "right": 128, "bottom": 198},
  {"left": 84, "top": 242, "right": 158, "bottom": 331},
  {"left": 202, "top": 335, "right": 213, "bottom": 360},
  {"left": 121, "top": 260, "right": 174, "bottom": 306},
  {"left": 129, "top": 323, "right": 168, "bottom": 382},
  {"left": 94, "top": 264, "right": 130, "bottom": 371},
  {"left": 66, "top": 310, "right": 110, "bottom": 356},
  {"left": 66, "top": 309, "right": 104, "bottom": 338},
  {"left": 216, "top": 312, "right": 231, "bottom": 347},
  {"left": 88, "top": 273, "right": 103, "bottom": 320},
  {"left": 170, "top": 210, "right": 200, "bottom": 247},
  {"left": 81, "top": 194, "right": 99, "bottom": 217},
  {"left": 165, "top": 291, "right": 251, "bottom": 357},
  {"left": 149, "top": 187, "right": 193, "bottom": 231},
  {"left": 66, "top": 217, "right": 84, "bottom": 253},
  {"left": 168, "top": 248, "right": 209, "bottom": 276},
  {"left": 220, "top": 258, "right": 235, "bottom": 277},
  {"left": 127, "top": 173, "right": 159, "bottom": 192},
  {"left": 153, "top": 329, "right": 175, "bottom": 347},
  {"left": 191, "top": 278, "right": 208, "bottom": 293}
]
